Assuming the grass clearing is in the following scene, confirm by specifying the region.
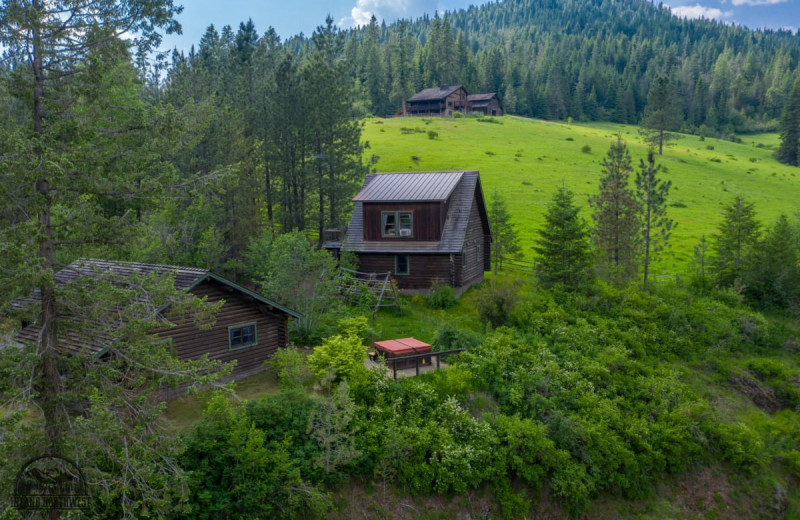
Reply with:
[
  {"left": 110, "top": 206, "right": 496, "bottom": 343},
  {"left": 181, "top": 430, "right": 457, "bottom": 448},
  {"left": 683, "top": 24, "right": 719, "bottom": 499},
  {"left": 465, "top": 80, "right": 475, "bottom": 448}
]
[{"left": 363, "top": 116, "right": 800, "bottom": 274}]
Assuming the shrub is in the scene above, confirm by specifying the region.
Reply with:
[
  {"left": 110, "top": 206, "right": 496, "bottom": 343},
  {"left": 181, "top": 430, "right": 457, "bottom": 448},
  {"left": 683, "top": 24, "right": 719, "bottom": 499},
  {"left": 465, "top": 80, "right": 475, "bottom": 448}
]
[
  {"left": 427, "top": 130, "right": 438, "bottom": 140},
  {"left": 269, "top": 347, "right": 309, "bottom": 390},
  {"left": 581, "top": 145, "right": 591, "bottom": 153},
  {"left": 434, "top": 321, "right": 482, "bottom": 350},
  {"left": 307, "top": 317, "right": 370, "bottom": 381},
  {"left": 477, "top": 283, "right": 519, "bottom": 327},
  {"left": 427, "top": 280, "right": 457, "bottom": 309},
  {"left": 706, "top": 144, "right": 715, "bottom": 150},
  {"left": 453, "top": 111, "right": 464, "bottom": 119}
]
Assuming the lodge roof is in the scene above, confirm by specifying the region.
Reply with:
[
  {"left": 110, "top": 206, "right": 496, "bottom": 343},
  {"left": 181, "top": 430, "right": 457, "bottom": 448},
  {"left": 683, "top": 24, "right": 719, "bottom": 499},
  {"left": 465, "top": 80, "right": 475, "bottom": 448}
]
[
  {"left": 467, "top": 93, "right": 497, "bottom": 102},
  {"left": 343, "top": 171, "right": 490, "bottom": 254},
  {"left": 11, "top": 259, "right": 299, "bottom": 357},
  {"left": 407, "top": 85, "right": 465, "bottom": 102}
]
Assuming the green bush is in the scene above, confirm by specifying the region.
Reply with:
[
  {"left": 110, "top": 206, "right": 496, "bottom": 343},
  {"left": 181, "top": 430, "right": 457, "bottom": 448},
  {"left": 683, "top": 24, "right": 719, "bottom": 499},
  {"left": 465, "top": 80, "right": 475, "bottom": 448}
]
[
  {"left": 434, "top": 321, "right": 482, "bottom": 350},
  {"left": 427, "top": 280, "right": 458, "bottom": 309},
  {"left": 477, "top": 283, "right": 519, "bottom": 327},
  {"left": 269, "top": 347, "right": 309, "bottom": 390}
]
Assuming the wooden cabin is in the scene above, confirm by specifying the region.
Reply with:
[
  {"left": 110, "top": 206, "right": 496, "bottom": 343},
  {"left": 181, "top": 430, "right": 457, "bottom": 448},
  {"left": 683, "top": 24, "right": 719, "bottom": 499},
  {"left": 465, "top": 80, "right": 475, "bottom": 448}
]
[
  {"left": 468, "top": 93, "right": 504, "bottom": 116},
  {"left": 13, "top": 259, "right": 300, "bottom": 381},
  {"left": 342, "top": 171, "right": 491, "bottom": 293},
  {"left": 405, "top": 85, "right": 469, "bottom": 116}
]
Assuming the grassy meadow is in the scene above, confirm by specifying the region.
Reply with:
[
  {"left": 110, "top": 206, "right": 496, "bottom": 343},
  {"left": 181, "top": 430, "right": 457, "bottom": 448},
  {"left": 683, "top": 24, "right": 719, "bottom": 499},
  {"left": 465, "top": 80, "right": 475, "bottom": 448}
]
[{"left": 362, "top": 116, "right": 800, "bottom": 273}]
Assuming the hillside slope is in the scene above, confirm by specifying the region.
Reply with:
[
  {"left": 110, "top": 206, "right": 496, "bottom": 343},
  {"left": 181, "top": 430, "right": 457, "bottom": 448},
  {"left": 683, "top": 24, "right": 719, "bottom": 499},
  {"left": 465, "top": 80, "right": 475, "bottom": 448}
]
[{"left": 362, "top": 116, "right": 800, "bottom": 272}]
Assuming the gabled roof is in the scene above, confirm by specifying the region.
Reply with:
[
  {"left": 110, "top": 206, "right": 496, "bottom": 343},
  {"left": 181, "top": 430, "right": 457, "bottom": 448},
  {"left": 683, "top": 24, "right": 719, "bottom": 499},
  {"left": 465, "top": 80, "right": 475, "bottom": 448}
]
[
  {"left": 407, "top": 85, "right": 465, "bottom": 102},
  {"left": 12, "top": 259, "right": 300, "bottom": 357},
  {"left": 467, "top": 93, "right": 497, "bottom": 102},
  {"left": 343, "top": 171, "right": 490, "bottom": 254},
  {"left": 352, "top": 171, "right": 464, "bottom": 202}
]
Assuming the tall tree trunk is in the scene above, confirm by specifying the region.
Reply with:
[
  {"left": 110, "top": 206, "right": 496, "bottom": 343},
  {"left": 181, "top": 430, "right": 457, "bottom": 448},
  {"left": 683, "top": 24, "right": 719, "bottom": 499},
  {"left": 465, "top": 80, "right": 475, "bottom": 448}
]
[{"left": 33, "top": 10, "right": 64, "bottom": 452}]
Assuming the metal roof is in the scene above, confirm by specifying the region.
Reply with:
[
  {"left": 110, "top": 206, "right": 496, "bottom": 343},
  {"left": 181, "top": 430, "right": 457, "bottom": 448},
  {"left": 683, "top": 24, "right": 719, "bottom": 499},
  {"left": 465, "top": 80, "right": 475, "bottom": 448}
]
[
  {"left": 352, "top": 171, "right": 464, "bottom": 202},
  {"left": 343, "top": 171, "right": 490, "bottom": 254},
  {"left": 407, "top": 85, "right": 465, "bottom": 102},
  {"left": 12, "top": 259, "right": 300, "bottom": 356}
]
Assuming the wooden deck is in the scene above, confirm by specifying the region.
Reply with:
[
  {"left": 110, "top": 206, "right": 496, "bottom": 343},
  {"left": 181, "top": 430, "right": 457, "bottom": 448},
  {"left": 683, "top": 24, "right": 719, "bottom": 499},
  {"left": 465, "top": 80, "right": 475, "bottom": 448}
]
[
  {"left": 365, "top": 358, "right": 449, "bottom": 378},
  {"left": 364, "top": 348, "right": 465, "bottom": 379}
]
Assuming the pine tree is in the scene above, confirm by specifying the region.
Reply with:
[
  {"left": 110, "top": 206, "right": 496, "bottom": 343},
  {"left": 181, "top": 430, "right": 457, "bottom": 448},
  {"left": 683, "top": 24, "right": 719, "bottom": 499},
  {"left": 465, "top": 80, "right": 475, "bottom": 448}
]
[
  {"left": 589, "top": 137, "right": 640, "bottom": 282},
  {"left": 534, "top": 186, "right": 592, "bottom": 288},
  {"left": 776, "top": 78, "right": 800, "bottom": 166},
  {"left": 635, "top": 150, "right": 674, "bottom": 288},
  {"left": 488, "top": 188, "right": 521, "bottom": 276},
  {"left": 747, "top": 214, "right": 800, "bottom": 307},
  {"left": 640, "top": 76, "right": 683, "bottom": 155},
  {"left": 710, "top": 195, "right": 761, "bottom": 288}
]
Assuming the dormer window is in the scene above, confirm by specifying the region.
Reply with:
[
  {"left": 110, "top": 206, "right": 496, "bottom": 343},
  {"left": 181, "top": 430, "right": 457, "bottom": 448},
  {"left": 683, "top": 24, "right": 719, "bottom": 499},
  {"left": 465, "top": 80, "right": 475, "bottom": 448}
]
[{"left": 382, "top": 211, "right": 413, "bottom": 238}]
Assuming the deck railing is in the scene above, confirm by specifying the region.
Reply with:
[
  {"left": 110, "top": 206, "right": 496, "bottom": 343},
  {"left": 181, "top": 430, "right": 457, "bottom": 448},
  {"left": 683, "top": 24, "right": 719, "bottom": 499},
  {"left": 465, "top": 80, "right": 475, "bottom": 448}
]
[{"left": 372, "top": 348, "right": 466, "bottom": 379}]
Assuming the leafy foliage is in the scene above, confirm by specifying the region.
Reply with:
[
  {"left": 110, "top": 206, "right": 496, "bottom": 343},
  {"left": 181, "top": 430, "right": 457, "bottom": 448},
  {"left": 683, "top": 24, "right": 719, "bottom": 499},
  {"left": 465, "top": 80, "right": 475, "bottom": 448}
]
[{"left": 245, "top": 230, "right": 340, "bottom": 341}]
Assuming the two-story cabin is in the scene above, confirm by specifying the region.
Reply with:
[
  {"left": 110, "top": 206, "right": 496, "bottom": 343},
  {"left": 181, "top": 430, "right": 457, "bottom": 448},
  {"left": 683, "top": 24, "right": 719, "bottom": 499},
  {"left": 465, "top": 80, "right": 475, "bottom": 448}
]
[
  {"left": 342, "top": 171, "right": 491, "bottom": 293},
  {"left": 405, "top": 85, "right": 469, "bottom": 116}
]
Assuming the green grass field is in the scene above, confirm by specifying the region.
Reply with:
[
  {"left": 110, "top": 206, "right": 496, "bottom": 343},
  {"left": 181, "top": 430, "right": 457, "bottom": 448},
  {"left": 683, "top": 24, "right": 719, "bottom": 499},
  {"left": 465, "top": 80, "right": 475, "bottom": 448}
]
[{"left": 362, "top": 116, "right": 800, "bottom": 274}]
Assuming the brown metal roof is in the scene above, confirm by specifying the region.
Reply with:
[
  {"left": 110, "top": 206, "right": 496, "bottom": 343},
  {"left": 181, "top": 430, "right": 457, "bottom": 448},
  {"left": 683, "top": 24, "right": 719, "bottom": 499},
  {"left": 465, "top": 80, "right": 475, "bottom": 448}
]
[
  {"left": 352, "top": 171, "right": 464, "bottom": 202},
  {"left": 407, "top": 85, "right": 465, "bottom": 102}
]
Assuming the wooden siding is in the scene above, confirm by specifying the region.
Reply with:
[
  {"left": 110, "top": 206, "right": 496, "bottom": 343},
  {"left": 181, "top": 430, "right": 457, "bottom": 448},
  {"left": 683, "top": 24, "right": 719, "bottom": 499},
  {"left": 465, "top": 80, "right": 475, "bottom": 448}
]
[
  {"left": 455, "top": 197, "right": 487, "bottom": 288},
  {"left": 357, "top": 254, "right": 451, "bottom": 290},
  {"left": 158, "top": 280, "right": 288, "bottom": 378},
  {"left": 362, "top": 202, "right": 443, "bottom": 241},
  {"left": 407, "top": 87, "right": 468, "bottom": 116}
]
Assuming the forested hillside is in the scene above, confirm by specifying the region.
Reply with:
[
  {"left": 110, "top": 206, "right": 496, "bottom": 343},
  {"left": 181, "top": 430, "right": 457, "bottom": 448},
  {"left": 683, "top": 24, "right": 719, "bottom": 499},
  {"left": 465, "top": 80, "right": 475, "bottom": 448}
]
[{"left": 331, "top": 0, "right": 800, "bottom": 133}]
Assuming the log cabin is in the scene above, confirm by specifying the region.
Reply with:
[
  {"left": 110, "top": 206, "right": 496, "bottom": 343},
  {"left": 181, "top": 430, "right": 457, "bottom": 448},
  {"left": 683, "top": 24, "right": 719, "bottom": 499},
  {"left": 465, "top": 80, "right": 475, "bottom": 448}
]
[
  {"left": 13, "top": 259, "right": 300, "bottom": 380},
  {"left": 405, "top": 85, "right": 469, "bottom": 116},
  {"left": 342, "top": 171, "right": 491, "bottom": 293},
  {"left": 467, "top": 93, "right": 504, "bottom": 116}
]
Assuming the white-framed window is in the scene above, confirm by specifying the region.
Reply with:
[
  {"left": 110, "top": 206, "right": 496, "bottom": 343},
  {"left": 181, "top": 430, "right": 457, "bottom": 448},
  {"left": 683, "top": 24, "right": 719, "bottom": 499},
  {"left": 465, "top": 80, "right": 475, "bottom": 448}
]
[
  {"left": 395, "top": 255, "right": 410, "bottom": 276},
  {"left": 228, "top": 322, "right": 257, "bottom": 351},
  {"left": 382, "top": 211, "right": 413, "bottom": 238}
]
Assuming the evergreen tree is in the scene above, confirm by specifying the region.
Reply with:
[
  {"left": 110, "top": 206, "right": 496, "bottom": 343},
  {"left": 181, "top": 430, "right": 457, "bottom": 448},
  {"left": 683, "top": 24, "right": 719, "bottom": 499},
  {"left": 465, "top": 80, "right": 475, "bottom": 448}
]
[
  {"left": 640, "top": 76, "right": 683, "bottom": 155},
  {"left": 534, "top": 185, "right": 593, "bottom": 288},
  {"left": 590, "top": 137, "right": 640, "bottom": 282},
  {"left": 488, "top": 188, "right": 521, "bottom": 276},
  {"left": 0, "top": 0, "right": 228, "bottom": 515},
  {"left": 747, "top": 214, "right": 800, "bottom": 307},
  {"left": 635, "top": 150, "right": 674, "bottom": 288},
  {"left": 776, "top": 78, "right": 800, "bottom": 166},
  {"left": 710, "top": 195, "right": 761, "bottom": 288}
]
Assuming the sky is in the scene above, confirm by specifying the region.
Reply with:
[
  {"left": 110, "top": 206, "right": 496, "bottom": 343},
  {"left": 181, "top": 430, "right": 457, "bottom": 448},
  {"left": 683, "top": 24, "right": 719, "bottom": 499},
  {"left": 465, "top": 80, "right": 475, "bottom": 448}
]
[{"left": 159, "top": 0, "right": 800, "bottom": 53}]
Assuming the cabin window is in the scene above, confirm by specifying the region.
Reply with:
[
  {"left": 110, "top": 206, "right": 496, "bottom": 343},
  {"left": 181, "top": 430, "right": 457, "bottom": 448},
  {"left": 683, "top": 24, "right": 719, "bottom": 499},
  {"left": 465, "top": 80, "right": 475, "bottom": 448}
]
[
  {"left": 381, "top": 211, "right": 413, "bottom": 238},
  {"left": 228, "top": 322, "right": 258, "bottom": 351},
  {"left": 462, "top": 247, "right": 467, "bottom": 268},
  {"left": 476, "top": 244, "right": 481, "bottom": 264},
  {"left": 395, "top": 255, "right": 410, "bottom": 276},
  {"left": 448, "top": 101, "right": 453, "bottom": 107}
]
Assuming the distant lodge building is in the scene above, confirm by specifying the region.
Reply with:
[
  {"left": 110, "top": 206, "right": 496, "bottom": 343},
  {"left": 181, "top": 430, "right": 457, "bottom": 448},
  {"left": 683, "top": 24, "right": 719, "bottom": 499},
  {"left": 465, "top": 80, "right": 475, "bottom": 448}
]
[
  {"left": 340, "top": 171, "right": 491, "bottom": 293},
  {"left": 403, "top": 85, "right": 503, "bottom": 117}
]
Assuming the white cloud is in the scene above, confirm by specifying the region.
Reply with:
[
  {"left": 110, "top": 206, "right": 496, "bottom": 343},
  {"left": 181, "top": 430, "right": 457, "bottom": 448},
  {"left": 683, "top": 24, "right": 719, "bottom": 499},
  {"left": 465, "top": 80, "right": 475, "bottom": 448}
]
[
  {"left": 341, "top": 0, "right": 445, "bottom": 28},
  {"left": 670, "top": 4, "right": 732, "bottom": 20},
  {"left": 730, "top": 0, "right": 786, "bottom": 5}
]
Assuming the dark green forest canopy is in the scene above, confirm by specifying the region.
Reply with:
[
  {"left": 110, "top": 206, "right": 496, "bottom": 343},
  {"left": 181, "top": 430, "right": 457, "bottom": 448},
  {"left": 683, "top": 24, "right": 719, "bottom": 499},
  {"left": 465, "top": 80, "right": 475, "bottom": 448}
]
[{"left": 299, "top": 0, "right": 800, "bottom": 130}]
